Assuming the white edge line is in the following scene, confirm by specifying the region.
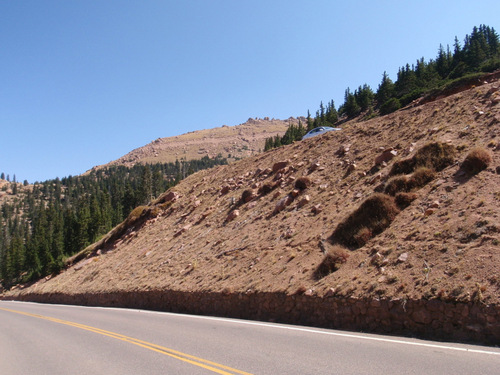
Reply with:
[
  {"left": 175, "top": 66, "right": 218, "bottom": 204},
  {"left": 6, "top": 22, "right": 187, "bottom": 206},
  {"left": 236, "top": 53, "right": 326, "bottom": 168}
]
[{"left": 3, "top": 300, "right": 500, "bottom": 356}]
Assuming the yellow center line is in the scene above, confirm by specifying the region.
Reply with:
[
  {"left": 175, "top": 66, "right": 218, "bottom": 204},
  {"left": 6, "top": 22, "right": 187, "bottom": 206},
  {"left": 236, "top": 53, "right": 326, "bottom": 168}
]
[{"left": 0, "top": 307, "right": 253, "bottom": 375}]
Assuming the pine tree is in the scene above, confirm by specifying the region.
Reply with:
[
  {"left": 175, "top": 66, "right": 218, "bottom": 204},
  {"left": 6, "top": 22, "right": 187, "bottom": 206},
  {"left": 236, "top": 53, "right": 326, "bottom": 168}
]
[
  {"left": 341, "top": 88, "right": 361, "bottom": 117},
  {"left": 376, "top": 71, "right": 395, "bottom": 107}
]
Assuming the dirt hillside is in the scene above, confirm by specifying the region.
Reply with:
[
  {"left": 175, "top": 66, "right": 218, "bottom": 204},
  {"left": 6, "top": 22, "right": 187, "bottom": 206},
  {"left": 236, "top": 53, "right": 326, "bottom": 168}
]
[
  {"left": 11, "top": 75, "right": 499, "bottom": 304},
  {"left": 5, "top": 75, "right": 500, "bottom": 343},
  {"left": 88, "top": 117, "right": 301, "bottom": 171}
]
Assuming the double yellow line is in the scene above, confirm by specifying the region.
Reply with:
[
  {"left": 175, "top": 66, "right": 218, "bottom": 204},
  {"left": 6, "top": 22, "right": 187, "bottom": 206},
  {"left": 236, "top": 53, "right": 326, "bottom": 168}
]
[{"left": 0, "top": 307, "right": 253, "bottom": 375}]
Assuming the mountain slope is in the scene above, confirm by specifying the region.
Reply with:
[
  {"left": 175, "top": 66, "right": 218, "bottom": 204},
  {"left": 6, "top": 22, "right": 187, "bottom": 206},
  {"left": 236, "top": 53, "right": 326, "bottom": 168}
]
[
  {"left": 88, "top": 117, "right": 301, "bottom": 171},
  {"left": 5, "top": 75, "right": 500, "bottom": 343}
]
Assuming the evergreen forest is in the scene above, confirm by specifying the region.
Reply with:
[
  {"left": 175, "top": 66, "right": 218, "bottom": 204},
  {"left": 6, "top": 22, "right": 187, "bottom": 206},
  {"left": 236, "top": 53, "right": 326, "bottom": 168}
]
[
  {"left": 0, "top": 156, "right": 227, "bottom": 288},
  {"left": 265, "top": 25, "right": 500, "bottom": 150}
]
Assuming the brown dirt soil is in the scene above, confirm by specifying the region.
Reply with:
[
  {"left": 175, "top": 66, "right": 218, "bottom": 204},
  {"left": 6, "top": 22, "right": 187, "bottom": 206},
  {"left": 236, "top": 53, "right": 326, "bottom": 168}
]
[{"left": 6, "top": 78, "right": 500, "bottom": 314}]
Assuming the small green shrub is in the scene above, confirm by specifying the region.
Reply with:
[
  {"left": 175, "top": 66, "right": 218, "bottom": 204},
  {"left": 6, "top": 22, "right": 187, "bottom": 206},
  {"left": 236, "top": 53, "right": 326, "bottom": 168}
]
[
  {"left": 353, "top": 227, "right": 373, "bottom": 247},
  {"left": 460, "top": 147, "right": 492, "bottom": 175},
  {"left": 385, "top": 166, "right": 436, "bottom": 196},
  {"left": 330, "top": 193, "right": 400, "bottom": 249}
]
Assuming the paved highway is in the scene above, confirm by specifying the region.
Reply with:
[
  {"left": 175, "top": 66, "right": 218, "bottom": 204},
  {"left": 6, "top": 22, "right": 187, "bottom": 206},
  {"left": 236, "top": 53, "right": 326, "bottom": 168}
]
[{"left": 0, "top": 301, "right": 499, "bottom": 374}]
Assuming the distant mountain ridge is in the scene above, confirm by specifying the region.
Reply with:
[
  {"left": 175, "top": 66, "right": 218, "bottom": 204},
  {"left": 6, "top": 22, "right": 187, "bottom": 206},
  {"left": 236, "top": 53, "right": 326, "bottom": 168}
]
[{"left": 87, "top": 117, "right": 303, "bottom": 172}]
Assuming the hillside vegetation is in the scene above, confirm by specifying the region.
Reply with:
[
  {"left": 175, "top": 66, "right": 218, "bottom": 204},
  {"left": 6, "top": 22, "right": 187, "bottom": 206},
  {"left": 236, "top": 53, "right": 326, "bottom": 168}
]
[{"left": 0, "top": 157, "right": 228, "bottom": 287}]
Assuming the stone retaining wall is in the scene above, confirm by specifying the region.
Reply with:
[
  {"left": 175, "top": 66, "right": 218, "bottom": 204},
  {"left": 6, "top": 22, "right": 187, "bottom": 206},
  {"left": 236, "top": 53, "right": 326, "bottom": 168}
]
[{"left": 4, "top": 290, "right": 499, "bottom": 345}]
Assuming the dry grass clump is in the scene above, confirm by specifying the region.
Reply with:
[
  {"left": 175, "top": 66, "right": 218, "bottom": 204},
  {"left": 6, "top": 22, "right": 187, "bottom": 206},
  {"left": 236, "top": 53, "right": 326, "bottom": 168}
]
[
  {"left": 395, "top": 192, "right": 418, "bottom": 209},
  {"left": 126, "top": 205, "right": 148, "bottom": 225},
  {"left": 240, "top": 189, "right": 255, "bottom": 204},
  {"left": 330, "top": 193, "right": 400, "bottom": 249},
  {"left": 294, "top": 176, "right": 311, "bottom": 190},
  {"left": 390, "top": 142, "right": 456, "bottom": 176},
  {"left": 384, "top": 176, "right": 410, "bottom": 195},
  {"left": 385, "top": 167, "right": 436, "bottom": 196},
  {"left": 384, "top": 167, "right": 436, "bottom": 196},
  {"left": 390, "top": 158, "right": 416, "bottom": 176},
  {"left": 460, "top": 147, "right": 492, "bottom": 175},
  {"left": 314, "top": 246, "right": 350, "bottom": 279},
  {"left": 408, "top": 167, "right": 437, "bottom": 188},
  {"left": 258, "top": 182, "right": 275, "bottom": 196}
]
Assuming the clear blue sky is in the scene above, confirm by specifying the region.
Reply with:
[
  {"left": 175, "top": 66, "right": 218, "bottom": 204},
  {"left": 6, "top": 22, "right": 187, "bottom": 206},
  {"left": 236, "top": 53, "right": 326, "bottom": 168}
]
[{"left": 1, "top": 1, "right": 499, "bottom": 183}]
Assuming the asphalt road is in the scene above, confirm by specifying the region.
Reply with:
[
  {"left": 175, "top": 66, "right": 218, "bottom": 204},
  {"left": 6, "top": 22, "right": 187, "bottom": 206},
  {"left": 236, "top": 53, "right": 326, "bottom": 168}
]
[{"left": 0, "top": 301, "right": 499, "bottom": 374}]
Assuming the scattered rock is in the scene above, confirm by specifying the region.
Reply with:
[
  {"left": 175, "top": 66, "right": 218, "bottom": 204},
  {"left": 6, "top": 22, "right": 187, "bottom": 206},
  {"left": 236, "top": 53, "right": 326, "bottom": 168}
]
[
  {"left": 274, "top": 195, "right": 293, "bottom": 214},
  {"left": 157, "top": 191, "right": 179, "bottom": 204},
  {"left": 297, "top": 195, "right": 310, "bottom": 208},
  {"left": 430, "top": 200, "right": 440, "bottom": 208},
  {"left": 375, "top": 148, "right": 397, "bottom": 165},
  {"left": 309, "top": 162, "right": 320, "bottom": 172},
  {"left": 424, "top": 208, "right": 435, "bottom": 216},
  {"left": 272, "top": 160, "right": 289, "bottom": 173},
  {"left": 397, "top": 252, "right": 408, "bottom": 263},
  {"left": 240, "top": 189, "right": 256, "bottom": 203},
  {"left": 174, "top": 224, "right": 192, "bottom": 237},
  {"left": 346, "top": 163, "right": 357, "bottom": 173},
  {"left": 370, "top": 252, "right": 384, "bottom": 266},
  {"left": 311, "top": 204, "right": 322, "bottom": 215},
  {"left": 369, "top": 173, "right": 383, "bottom": 184},
  {"left": 225, "top": 210, "right": 239, "bottom": 222},
  {"left": 336, "top": 144, "right": 350, "bottom": 156}
]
